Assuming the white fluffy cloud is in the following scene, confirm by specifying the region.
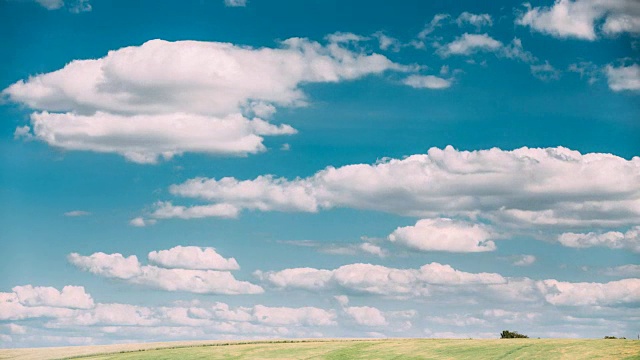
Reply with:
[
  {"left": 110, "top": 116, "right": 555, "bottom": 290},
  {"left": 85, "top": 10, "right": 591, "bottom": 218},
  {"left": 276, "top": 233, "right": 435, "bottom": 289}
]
[
  {"left": 68, "top": 250, "right": 263, "bottom": 295},
  {"left": 257, "top": 262, "right": 640, "bottom": 309},
  {"left": 224, "top": 0, "right": 246, "bottom": 7},
  {"left": 402, "top": 75, "right": 451, "bottom": 89},
  {"left": 68, "top": 252, "right": 142, "bottom": 279},
  {"left": 252, "top": 305, "right": 336, "bottom": 326},
  {"left": 344, "top": 306, "right": 387, "bottom": 326},
  {"left": 605, "top": 64, "right": 640, "bottom": 91},
  {"left": 0, "top": 286, "right": 84, "bottom": 321},
  {"left": 3, "top": 37, "right": 405, "bottom": 163},
  {"left": 388, "top": 218, "right": 496, "bottom": 252},
  {"left": 437, "top": 33, "right": 502, "bottom": 56},
  {"left": 512, "top": 255, "right": 537, "bottom": 267},
  {"left": 24, "top": 112, "right": 295, "bottom": 164},
  {"left": 516, "top": 0, "right": 640, "bottom": 40},
  {"left": 256, "top": 262, "right": 506, "bottom": 296},
  {"left": 148, "top": 246, "right": 240, "bottom": 271},
  {"left": 538, "top": 278, "right": 640, "bottom": 306},
  {"left": 35, "top": 0, "right": 64, "bottom": 9},
  {"left": 557, "top": 227, "right": 640, "bottom": 252},
  {"left": 456, "top": 12, "right": 493, "bottom": 29},
  {"left": 153, "top": 146, "right": 640, "bottom": 230},
  {"left": 11, "top": 285, "right": 94, "bottom": 309}
]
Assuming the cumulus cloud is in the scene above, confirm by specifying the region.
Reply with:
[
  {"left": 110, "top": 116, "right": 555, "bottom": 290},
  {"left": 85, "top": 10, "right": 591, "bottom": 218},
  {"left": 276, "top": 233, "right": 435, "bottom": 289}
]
[
  {"left": 344, "top": 306, "right": 387, "bottom": 326},
  {"left": 512, "top": 255, "right": 537, "bottom": 267},
  {"left": 35, "top": 0, "right": 64, "bottom": 9},
  {"left": 256, "top": 262, "right": 640, "bottom": 310},
  {"left": 68, "top": 250, "right": 262, "bottom": 295},
  {"left": 64, "top": 210, "right": 90, "bottom": 217},
  {"left": 256, "top": 262, "right": 506, "bottom": 296},
  {"left": 252, "top": 305, "right": 336, "bottom": 326},
  {"left": 426, "top": 314, "right": 487, "bottom": 327},
  {"left": 605, "top": 64, "right": 640, "bottom": 91},
  {"left": 388, "top": 218, "right": 496, "bottom": 252},
  {"left": 402, "top": 75, "right": 452, "bottom": 89},
  {"left": 22, "top": 112, "right": 296, "bottom": 164},
  {"left": 437, "top": 33, "right": 502, "bottom": 56},
  {"left": 372, "top": 32, "right": 402, "bottom": 52},
  {"left": 129, "top": 217, "right": 156, "bottom": 227},
  {"left": 3, "top": 37, "right": 406, "bottom": 163},
  {"left": 151, "top": 146, "right": 640, "bottom": 231},
  {"left": 482, "top": 309, "right": 538, "bottom": 323},
  {"left": 530, "top": 61, "right": 561, "bottom": 81},
  {"left": 0, "top": 286, "right": 84, "bottom": 321},
  {"left": 149, "top": 201, "right": 240, "bottom": 220},
  {"left": 11, "top": 285, "right": 93, "bottom": 309},
  {"left": 147, "top": 246, "right": 240, "bottom": 271},
  {"left": 456, "top": 12, "right": 493, "bottom": 29},
  {"left": 29, "top": 0, "right": 91, "bottom": 12},
  {"left": 224, "top": 0, "right": 246, "bottom": 7},
  {"left": 516, "top": 0, "right": 640, "bottom": 40},
  {"left": 557, "top": 227, "right": 640, "bottom": 252},
  {"left": 538, "top": 278, "right": 640, "bottom": 306},
  {"left": 603, "top": 264, "right": 640, "bottom": 277},
  {"left": 436, "top": 35, "right": 559, "bottom": 81}
]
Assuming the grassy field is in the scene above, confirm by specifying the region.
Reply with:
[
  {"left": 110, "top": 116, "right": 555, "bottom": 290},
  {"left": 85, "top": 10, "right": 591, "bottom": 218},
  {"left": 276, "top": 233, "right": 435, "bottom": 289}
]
[{"left": 1, "top": 338, "right": 639, "bottom": 360}]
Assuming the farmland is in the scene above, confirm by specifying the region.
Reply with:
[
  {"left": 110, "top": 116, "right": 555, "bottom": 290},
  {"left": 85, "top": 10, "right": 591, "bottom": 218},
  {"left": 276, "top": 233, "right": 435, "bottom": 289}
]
[{"left": 1, "top": 338, "right": 639, "bottom": 360}]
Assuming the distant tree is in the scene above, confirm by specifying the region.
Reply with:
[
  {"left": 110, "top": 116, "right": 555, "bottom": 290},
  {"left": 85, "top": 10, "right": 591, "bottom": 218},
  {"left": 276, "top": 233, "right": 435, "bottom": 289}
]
[
  {"left": 604, "top": 336, "right": 626, "bottom": 339},
  {"left": 500, "top": 330, "right": 529, "bottom": 339}
]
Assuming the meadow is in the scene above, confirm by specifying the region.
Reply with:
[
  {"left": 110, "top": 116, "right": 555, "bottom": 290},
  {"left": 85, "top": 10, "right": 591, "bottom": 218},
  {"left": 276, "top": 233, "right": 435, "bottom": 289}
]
[{"left": 1, "top": 338, "right": 639, "bottom": 360}]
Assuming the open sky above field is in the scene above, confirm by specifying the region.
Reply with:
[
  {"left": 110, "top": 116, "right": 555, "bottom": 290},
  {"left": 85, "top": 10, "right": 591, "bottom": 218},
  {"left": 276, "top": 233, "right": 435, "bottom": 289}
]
[{"left": 1, "top": 0, "right": 639, "bottom": 348}]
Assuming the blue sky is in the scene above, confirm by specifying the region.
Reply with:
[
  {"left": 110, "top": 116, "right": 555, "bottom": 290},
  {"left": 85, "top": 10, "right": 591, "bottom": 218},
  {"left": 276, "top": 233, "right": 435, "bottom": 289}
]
[{"left": 1, "top": 0, "right": 639, "bottom": 347}]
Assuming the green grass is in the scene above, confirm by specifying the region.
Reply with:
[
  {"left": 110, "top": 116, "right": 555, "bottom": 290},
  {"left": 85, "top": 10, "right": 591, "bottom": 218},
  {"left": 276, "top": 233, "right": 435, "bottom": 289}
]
[{"left": 1, "top": 339, "right": 639, "bottom": 360}]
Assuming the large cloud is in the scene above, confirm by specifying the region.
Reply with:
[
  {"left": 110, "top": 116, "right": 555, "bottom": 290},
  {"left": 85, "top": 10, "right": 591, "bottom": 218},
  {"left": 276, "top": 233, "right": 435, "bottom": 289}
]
[
  {"left": 538, "top": 279, "right": 640, "bottom": 306},
  {"left": 388, "top": 218, "right": 496, "bottom": 252},
  {"left": 255, "top": 262, "right": 507, "bottom": 296},
  {"left": 0, "top": 286, "right": 88, "bottom": 321},
  {"left": 147, "top": 246, "right": 240, "bottom": 271},
  {"left": 68, "top": 250, "right": 263, "bottom": 295},
  {"left": 11, "top": 285, "right": 94, "bottom": 309},
  {"left": 516, "top": 0, "right": 640, "bottom": 40},
  {"left": 255, "top": 262, "right": 640, "bottom": 308},
  {"left": 557, "top": 226, "right": 640, "bottom": 252},
  {"left": 3, "top": 37, "right": 406, "bottom": 163},
  {"left": 146, "top": 146, "right": 640, "bottom": 231}
]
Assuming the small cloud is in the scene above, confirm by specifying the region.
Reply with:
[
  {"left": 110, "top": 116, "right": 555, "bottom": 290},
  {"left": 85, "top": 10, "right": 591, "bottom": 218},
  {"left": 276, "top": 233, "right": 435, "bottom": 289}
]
[
  {"left": 456, "top": 12, "right": 493, "bottom": 30},
  {"left": 64, "top": 210, "right": 91, "bottom": 217},
  {"left": 224, "top": 0, "right": 246, "bottom": 7},
  {"left": 568, "top": 61, "right": 600, "bottom": 84},
  {"left": 512, "top": 255, "right": 536, "bottom": 267},
  {"left": 280, "top": 143, "right": 291, "bottom": 151},
  {"left": 14, "top": 126, "right": 33, "bottom": 140},
  {"left": 32, "top": 0, "right": 91, "bottom": 12},
  {"left": 403, "top": 75, "right": 452, "bottom": 89},
  {"left": 530, "top": 61, "right": 560, "bottom": 81},
  {"left": 68, "top": 0, "right": 90, "bottom": 12},
  {"left": 602, "top": 264, "right": 640, "bottom": 277},
  {"left": 35, "top": 0, "right": 63, "bottom": 10},
  {"left": 373, "top": 31, "right": 401, "bottom": 52},
  {"left": 129, "top": 217, "right": 156, "bottom": 227}
]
